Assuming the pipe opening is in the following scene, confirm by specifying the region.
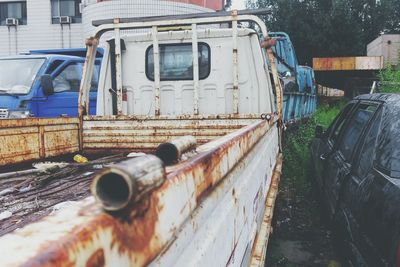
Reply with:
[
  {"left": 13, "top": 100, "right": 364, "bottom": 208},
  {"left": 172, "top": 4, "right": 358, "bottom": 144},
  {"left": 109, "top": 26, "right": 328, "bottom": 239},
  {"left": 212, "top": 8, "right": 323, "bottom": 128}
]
[
  {"left": 95, "top": 172, "right": 130, "bottom": 210},
  {"left": 156, "top": 142, "right": 179, "bottom": 165}
]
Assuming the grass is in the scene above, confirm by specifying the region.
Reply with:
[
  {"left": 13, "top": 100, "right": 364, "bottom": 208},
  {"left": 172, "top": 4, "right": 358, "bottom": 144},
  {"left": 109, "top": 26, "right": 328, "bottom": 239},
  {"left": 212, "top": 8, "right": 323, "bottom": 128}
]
[
  {"left": 282, "top": 99, "right": 345, "bottom": 190},
  {"left": 378, "top": 65, "right": 400, "bottom": 93},
  {"left": 266, "top": 99, "right": 346, "bottom": 266}
]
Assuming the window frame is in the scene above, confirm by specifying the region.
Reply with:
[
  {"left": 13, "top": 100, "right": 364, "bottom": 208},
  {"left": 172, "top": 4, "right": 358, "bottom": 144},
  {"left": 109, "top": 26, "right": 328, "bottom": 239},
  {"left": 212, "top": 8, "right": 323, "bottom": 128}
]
[
  {"left": 326, "top": 101, "right": 357, "bottom": 147},
  {"left": 52, "top": 62, "right": 82, "bottom": 93},
  {"left": 145, "top": 42, "right": 211, "bottom": 81},
  {"left": 0, "top": 1, "right": 27, "bottom": 26},
  {"left": 335, "top": 101, "right": 381, "bottom": 163},
  {"left": 352, "top": 106, "right": 382, "bottom": 179},
  {"left": 51, "top": 59, "right": 101, "bottom": 93},
  {"left": 50, "top": 0, "right": 81, "bottom": 24}
]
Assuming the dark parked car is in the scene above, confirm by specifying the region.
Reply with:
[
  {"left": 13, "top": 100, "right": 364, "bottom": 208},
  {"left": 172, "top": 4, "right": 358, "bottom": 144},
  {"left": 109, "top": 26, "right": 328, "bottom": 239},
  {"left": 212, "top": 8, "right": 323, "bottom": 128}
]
[{"left": 311, "top": 94, "right": 400, "bottom": 266}]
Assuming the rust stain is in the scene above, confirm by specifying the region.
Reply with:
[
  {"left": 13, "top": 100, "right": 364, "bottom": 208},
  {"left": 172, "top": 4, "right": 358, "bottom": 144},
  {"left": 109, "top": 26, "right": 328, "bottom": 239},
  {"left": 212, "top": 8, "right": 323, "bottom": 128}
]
[
  {"left": 110, "top": 196, "right": 159, "bottom": 254},
  {"left": 167, "top": 120, "right": 269, "bottom": 204},
  {"left": 0, "top": 118, "right": 80, "bottom": 166},
  {"left": 22, "top": 194, "right": 162, "bottom": 267},
  {"left": 312, "top": 57, "right": 356, "bottom": 71},
  {"left": 6, "top": 119, "right": 275, "bottom": 267},
  {"left": 86, "top": 248, "right": 105, "bottom": 267}
]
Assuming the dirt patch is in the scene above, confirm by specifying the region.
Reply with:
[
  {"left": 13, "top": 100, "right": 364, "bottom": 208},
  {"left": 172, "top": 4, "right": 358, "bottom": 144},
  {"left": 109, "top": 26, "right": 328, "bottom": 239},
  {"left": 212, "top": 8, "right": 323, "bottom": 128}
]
[
  {"left": 265, "top": 176, "right": 341, "bottom": 266},
  {"left": 265, "top": 122, "right": 343, "bottom": 267}
]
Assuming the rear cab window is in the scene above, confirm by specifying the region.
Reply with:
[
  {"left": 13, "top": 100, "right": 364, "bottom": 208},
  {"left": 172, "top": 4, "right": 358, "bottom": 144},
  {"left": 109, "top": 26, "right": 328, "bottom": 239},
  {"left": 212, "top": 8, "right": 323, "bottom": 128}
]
[{"left": 146, "top": 43, "right": 210, "bottom": 81}]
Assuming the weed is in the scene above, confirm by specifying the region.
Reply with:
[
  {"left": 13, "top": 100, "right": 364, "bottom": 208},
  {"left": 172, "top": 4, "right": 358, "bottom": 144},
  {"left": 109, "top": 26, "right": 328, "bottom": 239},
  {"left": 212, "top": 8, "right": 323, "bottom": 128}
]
[
  {"left": 378, "top": 65, "right": 400, "bottom": 93},
  {"left": 266, "top": 99, "right": 346, "bottom": 266},
  {"left": 283, "top": 100, "right": 344, "bottom": 185}
]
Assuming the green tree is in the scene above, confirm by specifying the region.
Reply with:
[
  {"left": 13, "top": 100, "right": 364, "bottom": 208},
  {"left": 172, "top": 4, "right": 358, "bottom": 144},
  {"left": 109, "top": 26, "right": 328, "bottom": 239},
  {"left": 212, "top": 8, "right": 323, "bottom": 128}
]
[{"left": 248, "top": 0, "right": 400, "bottom": 65}]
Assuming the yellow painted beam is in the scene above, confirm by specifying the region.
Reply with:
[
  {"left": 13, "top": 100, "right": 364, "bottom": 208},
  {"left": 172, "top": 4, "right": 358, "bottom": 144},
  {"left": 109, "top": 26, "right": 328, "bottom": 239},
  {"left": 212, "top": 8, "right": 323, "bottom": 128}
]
[{"left": 313, "top": 56, "right": 383, "bottom": 71}]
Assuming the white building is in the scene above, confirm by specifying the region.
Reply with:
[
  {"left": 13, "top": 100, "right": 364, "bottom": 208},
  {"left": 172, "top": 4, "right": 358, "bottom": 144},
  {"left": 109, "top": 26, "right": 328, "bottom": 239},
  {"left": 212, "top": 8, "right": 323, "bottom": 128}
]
[
  {"left": 367, "top": 34, "right": 400, "bottom": 67},
  {"left": 0, "top": 0, "right": 224, "bottom": 56}
]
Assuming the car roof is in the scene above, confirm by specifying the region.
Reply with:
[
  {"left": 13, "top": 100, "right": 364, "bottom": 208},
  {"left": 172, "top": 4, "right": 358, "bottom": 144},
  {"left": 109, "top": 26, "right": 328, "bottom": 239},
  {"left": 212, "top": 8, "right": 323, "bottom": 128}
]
[
  {"left": 355, "top": 93, "right": 400, "bottom": 106},
  {"left": 0, "top": 54, "right": 83, "bottom": 60}
]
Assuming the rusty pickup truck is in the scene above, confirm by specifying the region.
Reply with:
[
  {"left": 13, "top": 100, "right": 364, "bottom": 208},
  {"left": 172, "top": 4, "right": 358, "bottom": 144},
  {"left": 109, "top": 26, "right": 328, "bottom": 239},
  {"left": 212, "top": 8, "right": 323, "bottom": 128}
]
[{"left": 0, "top": 9, "right": 283, "bottom": 267}]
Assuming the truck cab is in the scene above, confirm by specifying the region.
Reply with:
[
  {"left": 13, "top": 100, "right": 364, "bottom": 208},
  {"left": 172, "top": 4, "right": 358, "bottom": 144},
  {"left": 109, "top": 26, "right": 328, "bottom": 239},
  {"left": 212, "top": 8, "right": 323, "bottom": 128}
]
[
  {"left": 0, "top": 50, "right": 101, "bottom": 118},
  {"left": 270, "top": 31, "right": 299, "bottom": 92},
  {"left": 269, "top": 32, "right": 317, "bottom": 121}
]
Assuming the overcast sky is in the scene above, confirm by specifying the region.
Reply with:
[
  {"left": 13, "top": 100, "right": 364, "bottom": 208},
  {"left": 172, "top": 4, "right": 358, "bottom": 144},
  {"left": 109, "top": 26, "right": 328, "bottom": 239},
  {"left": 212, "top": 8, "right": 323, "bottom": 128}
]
[{"left": 231, "top": 0, "right": 247, "bottom": 10}]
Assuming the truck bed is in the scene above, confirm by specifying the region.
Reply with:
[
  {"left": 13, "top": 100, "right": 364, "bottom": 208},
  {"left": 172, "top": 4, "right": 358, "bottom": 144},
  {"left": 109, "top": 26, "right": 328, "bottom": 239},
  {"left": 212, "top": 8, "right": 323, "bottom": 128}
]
[
  {"left": 0, "top": 115, "right": 262, "bottom": 236},
  {"left": 0, "top": 115, "right": 280, "bottom": 267},
  {"left": 0, "top": 154, "right": 127, "bottom": 236}
]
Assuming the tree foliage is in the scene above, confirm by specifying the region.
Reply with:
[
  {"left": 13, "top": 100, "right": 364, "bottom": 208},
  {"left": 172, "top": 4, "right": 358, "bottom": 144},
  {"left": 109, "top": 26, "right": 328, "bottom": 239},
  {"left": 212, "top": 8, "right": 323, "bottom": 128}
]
[{"left": 247, "top": 0, "right": 400, "bottom": 65}]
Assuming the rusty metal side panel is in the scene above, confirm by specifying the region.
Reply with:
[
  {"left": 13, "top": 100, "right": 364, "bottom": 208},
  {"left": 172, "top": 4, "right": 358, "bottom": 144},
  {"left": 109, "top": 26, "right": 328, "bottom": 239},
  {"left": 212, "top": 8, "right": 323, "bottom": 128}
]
[
  {"left": 313, "top": 56, "right": 384, "bottom": 71},
  {"left": 312, "top": 57, "right": 355, "bottom": 71},
  {"left": 0, "top": 119, "right": 279, "bottom": 267},
  {"left": 82, "top": 117, "right": 260, "bottom": 151},
  {"left": 151, "top": 126, "right": 280, "bottom": 267},
  {"left": 0, "top": 118, "right": 79, "bottom": 166},
  {"left": 250, "top": 154, "right": 282, "bottom": 266}
]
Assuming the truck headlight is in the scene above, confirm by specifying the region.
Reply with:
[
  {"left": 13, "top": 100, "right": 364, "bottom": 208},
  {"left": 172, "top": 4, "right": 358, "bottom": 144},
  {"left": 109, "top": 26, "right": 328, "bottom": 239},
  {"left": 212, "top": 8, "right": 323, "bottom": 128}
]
[{"left": 8, "top": 109, "right": 31, "bottom": 119}]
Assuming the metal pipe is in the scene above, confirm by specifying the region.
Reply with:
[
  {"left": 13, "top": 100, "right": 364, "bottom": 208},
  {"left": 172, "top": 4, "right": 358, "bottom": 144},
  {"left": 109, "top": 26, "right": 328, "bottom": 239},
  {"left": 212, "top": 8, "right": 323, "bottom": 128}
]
[
  {"left": 92, "top": 8, "right": 272, "bottom": 27},
  {"left": 114, "top": 18, "right": 123, "bottom": 116},
  {"left": 156, "top": 136, "right": 197, "bottom": 165},
  {"left": 192, "top": 23, "right": 199, "bottom": 115},
  {"left": 232, "top": 11, "right": 239, "bottom": 114},
  {"left": 91, "top": 155, "right": 165, "bottom": 211},
  {"left": 152, "top": 26, "right": 161, "bottom": 116}
]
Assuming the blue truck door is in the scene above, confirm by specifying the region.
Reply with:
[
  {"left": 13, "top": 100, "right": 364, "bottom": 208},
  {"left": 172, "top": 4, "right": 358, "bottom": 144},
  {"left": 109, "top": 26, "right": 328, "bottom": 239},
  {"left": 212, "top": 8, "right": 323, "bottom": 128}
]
[{"left": 37, "top": 61, "right": 98, "bottom": 117}]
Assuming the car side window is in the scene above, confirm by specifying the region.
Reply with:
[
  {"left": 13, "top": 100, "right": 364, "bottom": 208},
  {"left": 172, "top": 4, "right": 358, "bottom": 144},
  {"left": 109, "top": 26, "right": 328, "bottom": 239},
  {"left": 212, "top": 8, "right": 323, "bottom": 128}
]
[
  {"left": 52, "top": 62, "right": 100, "bottom": 93},
  {"left": 337, "top": 103, "right": 378, "bottom": 161},
  {"left": 53, "top": 63, "right": 81, "bottom": 92},
  {"left": 355, "top": 109, "right": 382, "bottom": 177},
  {"left": 328, "top": 103, "right": 355, "bottom": 145}
]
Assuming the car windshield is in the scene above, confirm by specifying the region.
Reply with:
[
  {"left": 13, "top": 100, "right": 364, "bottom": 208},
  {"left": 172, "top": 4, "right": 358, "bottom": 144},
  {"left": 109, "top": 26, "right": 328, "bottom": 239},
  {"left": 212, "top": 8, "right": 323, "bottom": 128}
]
[{"left": 0, "top": 58, "right": 45, "bottom": 94}]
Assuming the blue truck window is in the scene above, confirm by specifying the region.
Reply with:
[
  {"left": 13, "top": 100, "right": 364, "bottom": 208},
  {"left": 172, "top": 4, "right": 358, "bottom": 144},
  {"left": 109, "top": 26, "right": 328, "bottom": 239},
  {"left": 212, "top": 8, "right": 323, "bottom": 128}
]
[
  {"left": 53, "top": 62, "right": 100, "bottom": 93},
  {"left": 146, "top": 43, "right": 210, "bottom": 81},
  {"left": 0, "top": 58, "right": 45, "bottom": 95},
  {"left": 53, "top": 63, "right": 81, "bottom": 92}
]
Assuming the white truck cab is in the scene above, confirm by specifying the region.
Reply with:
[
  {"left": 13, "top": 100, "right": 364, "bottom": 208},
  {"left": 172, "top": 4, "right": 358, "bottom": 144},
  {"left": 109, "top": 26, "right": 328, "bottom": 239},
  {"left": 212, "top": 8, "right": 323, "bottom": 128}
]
[{"left": 95, "top": 28, "right": 276, "bottom": 117}]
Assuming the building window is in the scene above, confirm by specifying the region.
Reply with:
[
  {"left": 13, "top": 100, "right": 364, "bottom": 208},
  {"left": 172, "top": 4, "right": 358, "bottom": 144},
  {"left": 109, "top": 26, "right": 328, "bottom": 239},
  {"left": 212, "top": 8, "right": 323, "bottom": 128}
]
[
  {"left": 51, "top": 0, "right": 81, "bottom": 24},
  {"left": 0, "top": 1, "right": 27, "bottom": 26}
]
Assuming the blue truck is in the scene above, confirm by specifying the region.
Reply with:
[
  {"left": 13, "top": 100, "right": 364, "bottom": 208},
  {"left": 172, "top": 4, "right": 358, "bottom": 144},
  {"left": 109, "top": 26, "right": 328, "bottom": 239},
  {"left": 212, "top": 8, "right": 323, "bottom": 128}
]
[
  {"left": 270, "top": 32, "right": 317, "bottom": 122},
  {"left": 0, "top": 49, "right": 102, "bottom": 119}
]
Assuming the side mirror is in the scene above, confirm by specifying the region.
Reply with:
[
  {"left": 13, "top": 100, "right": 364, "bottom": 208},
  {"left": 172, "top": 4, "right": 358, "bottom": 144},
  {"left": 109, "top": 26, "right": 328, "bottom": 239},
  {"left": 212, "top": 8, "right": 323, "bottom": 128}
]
[
  {"left": 315, "top": 125, "right": 324, "bottom": 138},
  {"left": 40, "top": 74, "right": 54, "bottom": 96}
]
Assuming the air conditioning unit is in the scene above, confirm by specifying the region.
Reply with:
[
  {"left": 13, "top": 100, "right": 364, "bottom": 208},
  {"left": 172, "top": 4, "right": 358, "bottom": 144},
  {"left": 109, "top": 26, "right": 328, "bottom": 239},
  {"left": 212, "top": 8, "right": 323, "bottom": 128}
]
[
  {"left": 59, "top": 16, "right": 71, "bottom": 24},
  {"left": 5, "top": 18, "right": 19, "bottom": 26}
]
